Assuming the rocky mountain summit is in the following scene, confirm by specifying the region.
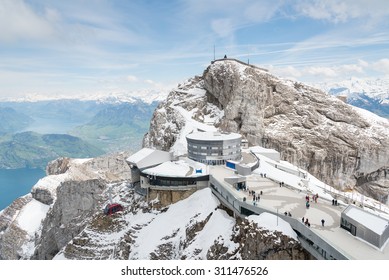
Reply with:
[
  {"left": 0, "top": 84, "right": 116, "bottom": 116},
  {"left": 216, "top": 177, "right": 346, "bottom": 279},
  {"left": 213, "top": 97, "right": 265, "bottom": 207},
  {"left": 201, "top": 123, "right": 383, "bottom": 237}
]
[{"left": 144, "top": 59, "right": 389, "bottom": 202}]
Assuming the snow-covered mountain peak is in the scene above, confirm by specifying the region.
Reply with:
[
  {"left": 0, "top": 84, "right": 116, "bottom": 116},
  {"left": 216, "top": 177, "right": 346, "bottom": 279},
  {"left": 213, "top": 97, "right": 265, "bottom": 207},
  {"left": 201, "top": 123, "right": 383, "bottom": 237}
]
[
  {"left": 315, "top": 77, "right": 389, "bottom": 99},
  {"left": 2, "top": 89, "right": 170, "bottom": 105}
]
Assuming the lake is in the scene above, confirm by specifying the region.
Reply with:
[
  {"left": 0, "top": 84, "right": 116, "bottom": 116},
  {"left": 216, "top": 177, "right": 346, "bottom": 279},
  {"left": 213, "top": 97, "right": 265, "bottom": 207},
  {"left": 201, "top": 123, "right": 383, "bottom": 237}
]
[
  {"left": 20, "top": 116, "right": 86, "bottom": 134},
  {"left": 0, "top": 168, "right": 46, "bottom": 211}
]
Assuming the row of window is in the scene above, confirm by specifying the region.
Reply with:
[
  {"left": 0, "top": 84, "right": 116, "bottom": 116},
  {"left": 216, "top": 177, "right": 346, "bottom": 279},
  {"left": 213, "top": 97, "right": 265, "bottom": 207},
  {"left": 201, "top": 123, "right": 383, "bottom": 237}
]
[
  {"left": 188, "top": 144, "right": 241, "bottom": 149},
  {"left": 148, "top": 178, "right": 196, "bottom": 186},
  {"left": 189, "top": 150, "right": 240, "bottom": 156}
]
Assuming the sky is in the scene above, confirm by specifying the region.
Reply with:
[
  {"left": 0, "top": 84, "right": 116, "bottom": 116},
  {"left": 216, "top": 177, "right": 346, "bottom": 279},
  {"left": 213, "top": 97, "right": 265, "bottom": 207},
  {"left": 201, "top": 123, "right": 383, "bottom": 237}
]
[{"left": 1, "top": 0, "right": 389, "bottom": 99}]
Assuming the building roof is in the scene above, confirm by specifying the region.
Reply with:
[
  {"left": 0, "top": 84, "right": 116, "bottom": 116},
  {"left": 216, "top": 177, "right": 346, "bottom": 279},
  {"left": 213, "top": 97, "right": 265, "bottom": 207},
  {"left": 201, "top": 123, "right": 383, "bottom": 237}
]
[
  {"left": 127, "top": 148, "right": 155, "bottom": 164},
  {"left": 142, "top": 159, "right": 207, "bottom": 177},
  {"left": 343, "top": 205, "right": 389, "bottom": 235},
  {"left": 126, "top": 148, "right": 171, "bottom": 170},
  {"left": 250, "top": 146, "right": 279, "bottom": 154},
  {"left": 186, "top": 131, "right": 241, "bottom": 141}
]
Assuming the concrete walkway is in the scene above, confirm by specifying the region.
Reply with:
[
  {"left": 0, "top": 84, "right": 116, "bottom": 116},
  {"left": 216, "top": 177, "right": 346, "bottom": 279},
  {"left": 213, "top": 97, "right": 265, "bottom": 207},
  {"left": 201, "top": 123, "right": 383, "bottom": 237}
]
[{"left": 210, "top": 165, "right": 389, "bottom": 259}]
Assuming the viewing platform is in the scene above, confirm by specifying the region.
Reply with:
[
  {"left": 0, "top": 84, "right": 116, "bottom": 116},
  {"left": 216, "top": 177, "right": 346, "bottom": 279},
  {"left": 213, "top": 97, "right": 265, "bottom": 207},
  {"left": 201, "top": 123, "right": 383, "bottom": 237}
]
[{"left": 209, "top": 165, "right": 389, "bottom": 260}]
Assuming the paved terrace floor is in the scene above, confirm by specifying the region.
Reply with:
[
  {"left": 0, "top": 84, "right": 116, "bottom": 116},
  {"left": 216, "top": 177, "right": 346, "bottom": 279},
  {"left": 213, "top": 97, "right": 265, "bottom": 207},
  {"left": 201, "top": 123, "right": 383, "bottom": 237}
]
[{"left": 210, "top": 165, "right": 389, "bottom": 260}]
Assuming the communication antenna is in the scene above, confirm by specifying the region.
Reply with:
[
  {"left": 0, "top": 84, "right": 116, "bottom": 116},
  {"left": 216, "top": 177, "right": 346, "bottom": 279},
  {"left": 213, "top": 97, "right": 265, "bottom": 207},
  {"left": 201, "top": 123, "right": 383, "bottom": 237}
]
[
  {"left": 247, "top": 45, "right": 250, "bottom": 65},
  {"left": 213, "top": 44, "right": 215, "bottom": 61}
]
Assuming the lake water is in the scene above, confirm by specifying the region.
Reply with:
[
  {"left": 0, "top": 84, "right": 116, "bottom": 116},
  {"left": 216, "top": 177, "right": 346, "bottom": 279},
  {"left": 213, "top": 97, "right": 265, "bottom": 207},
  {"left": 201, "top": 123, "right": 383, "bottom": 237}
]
[
  {"left": 20, "top": 116, "right": 86, "bottom": 134},
  {"left": 0, "top": 168, "right": 46, "bottom": 211}
]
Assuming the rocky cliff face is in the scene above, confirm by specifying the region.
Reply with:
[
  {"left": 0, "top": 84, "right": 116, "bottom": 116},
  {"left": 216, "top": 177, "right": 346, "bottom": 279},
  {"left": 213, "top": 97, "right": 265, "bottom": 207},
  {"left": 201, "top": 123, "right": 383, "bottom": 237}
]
[{"left": 144, "top": 59, "right": 389, "bottom": 201}]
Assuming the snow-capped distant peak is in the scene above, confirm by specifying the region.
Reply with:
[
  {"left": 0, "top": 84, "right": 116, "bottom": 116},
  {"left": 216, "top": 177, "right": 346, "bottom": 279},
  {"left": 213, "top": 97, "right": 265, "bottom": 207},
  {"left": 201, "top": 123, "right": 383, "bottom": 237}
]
[
  {"left": 1, "top": 89, "right": 170, "bottom": 104},
  {"left": 314, "top": 77, "right": 389, "bottom": 99}
]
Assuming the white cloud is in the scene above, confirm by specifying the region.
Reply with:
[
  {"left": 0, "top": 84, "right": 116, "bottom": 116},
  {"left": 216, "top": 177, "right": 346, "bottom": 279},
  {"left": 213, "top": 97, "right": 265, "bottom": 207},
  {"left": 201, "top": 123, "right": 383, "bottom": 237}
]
[
  {"left": 244, "top": 0, "right": 283, "bottom": 22},
  {"left": 0, "top": 0, "right": 54, "bottom": 42},
  {"left": 305, "top": 66, "right": 337, "bottom": 77},
  {"left": 269, "top": 65, "right": 302, "bottom": 79},
  {"left": 127, "top": 75, "right": 138, "bottom": 82},
  {"left": 185, "top": 0, "right": 283, "bottom": 38},
  {"left": 268, "top": 59, "right": 382, "bottom": 83},
  {"left": 211, "top": 18, "right": 234, "bottom": 38},
  {"left": 372, "top": 58, "right": 389, "bottom": 75},
  {"left": 294, "top": 0, "right": 389, "bottom": 23}
]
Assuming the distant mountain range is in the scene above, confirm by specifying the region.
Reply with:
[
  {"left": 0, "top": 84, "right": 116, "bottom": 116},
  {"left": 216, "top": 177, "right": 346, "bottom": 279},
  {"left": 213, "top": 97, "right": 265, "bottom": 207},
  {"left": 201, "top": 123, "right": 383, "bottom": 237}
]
[
  {"left": 0, "top": 107, "right": 33, "bottom": 134},
  {"left": 1, "top": 89, "right": 169, "bottom": 105},
  {"left": 315, "top": 77, "right": 389, "bottom": 118}
]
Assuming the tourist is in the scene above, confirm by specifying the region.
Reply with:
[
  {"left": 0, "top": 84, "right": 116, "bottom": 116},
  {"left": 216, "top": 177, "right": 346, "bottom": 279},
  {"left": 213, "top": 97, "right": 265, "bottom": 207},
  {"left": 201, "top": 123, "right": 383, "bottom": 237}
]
[
  {"left": 321, "top": 219, "right": 325, "bottom": 226},
  {"left": 302, "top": 217, "right": 305, "bottom": 223}
]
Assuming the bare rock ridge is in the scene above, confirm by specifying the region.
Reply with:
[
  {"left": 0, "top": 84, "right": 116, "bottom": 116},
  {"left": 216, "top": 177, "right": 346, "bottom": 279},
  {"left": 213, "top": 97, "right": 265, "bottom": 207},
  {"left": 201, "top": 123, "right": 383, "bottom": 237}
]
[{"left": 144, "top": 59, "right": 389, "bottom": 200}]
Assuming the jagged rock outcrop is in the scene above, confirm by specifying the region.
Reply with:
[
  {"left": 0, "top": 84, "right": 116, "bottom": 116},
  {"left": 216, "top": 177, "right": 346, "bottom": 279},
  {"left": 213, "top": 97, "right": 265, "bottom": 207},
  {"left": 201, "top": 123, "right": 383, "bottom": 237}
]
[
  {"left": 144, "top": 59, "right": 389, "bottom": 198},
  {"left": 207, "top": 217, "right": 311, "bottom": 260},
  {"left": 0, "top": 195, "right": 32, "bottom": 259},
  {"left": 46, "top": 157, "right": 71, "bottom": 175},
  {"left": 355, "top": 167, "right": 389, "bottom": 202},
  {"left": 33, "top": 179, "right": 105, "bottom": 259}
]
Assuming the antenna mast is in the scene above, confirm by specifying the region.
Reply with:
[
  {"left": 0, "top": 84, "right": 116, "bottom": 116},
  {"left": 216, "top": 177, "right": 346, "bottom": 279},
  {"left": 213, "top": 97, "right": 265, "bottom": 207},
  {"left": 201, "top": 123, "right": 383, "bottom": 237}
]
[{"left": 213, "top": 44, "right": 215, "bottom": 61}]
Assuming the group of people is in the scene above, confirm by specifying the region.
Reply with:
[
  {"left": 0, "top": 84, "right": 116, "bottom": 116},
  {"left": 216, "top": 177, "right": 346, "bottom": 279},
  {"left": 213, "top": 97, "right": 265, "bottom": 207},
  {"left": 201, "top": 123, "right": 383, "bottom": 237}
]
[
  {"left": 305, "top": 193, "right": 320, "bottom": 209},
  {"left": 248, "top": 189, "right": 262, "bottom": 206},
  {"left": 332, "top": 199, "right": 338, "bottom": 206},
  {"left": 305, "top": 195, "right": 310, "bottom": 209},
  {"left": 259, "top": 173, "right": 267, "bottom": 178},
  {"left": 302, "top": 217, "right": 311, "bottom": 227},
  {"left": 302, "top": 217, "right": 325, "bottom": 227}
]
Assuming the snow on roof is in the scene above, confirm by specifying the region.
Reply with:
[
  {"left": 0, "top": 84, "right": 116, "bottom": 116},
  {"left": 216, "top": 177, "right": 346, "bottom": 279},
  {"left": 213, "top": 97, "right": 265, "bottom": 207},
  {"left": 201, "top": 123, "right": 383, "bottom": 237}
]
[
  {"left": 344, "top": 205, "right": 389, "bottom": 235},
  {"left": 142, "top": 159, "right": 207, "bottom": 177},
  {"left": 143, "top": 160, "right": 190, "bottom": 177},
  {"left": 126, "top": 148, "right": 155, "bottom": 164},
  {"left": 186, "top": 131, "right": 241, "bottom": 141},
  {"left": 248, "top": 212, "right": 298, "bottom": 241},
  {"left": 126, "top": 148, "right": 171, "bottom": 170},
  {"left": 16, "top": 199, "right": 50, "bottom": 235}
]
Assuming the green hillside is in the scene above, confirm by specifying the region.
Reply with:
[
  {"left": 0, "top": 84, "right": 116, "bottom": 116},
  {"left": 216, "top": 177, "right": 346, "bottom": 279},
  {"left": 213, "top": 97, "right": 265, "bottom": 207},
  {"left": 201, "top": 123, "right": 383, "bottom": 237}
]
[{"left": 0, "top": 131, "right": 104, "bottom": 169}]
